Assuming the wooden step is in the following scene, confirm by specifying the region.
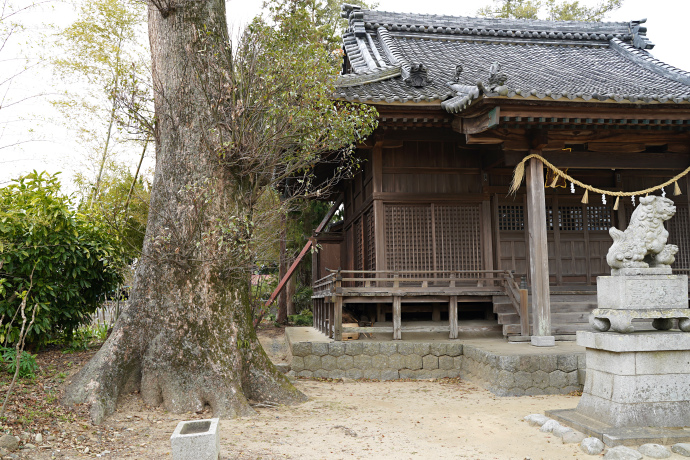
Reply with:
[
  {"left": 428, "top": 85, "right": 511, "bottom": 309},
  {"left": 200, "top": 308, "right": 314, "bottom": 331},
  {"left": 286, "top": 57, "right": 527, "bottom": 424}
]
[
  {"left": 494, "top": 303, "right": 518, "bottom": 314},
  {"left": 497, "top": 312, "right": 519, "bottom": 325}
]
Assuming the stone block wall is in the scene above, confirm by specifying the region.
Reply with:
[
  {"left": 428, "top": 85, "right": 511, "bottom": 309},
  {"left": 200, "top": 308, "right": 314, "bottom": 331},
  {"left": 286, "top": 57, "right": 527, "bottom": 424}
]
[
  {"left": 288, "top": 339, "right": 586, "bottom": 396},
  {"left": 459, "top": 345, "right": 585, "bottom": 396},
  {"left": 290, "top": 341, "right": 463, "bottom": 380}
]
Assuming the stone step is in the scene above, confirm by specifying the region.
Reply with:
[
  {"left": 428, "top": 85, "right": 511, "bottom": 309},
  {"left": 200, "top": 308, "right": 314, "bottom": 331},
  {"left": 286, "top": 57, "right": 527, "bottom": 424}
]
[
  {"left": 494, "top": 301, "right": 597, "bottom": 314},
  {"left": 502, "top": 318, "right": 658, "bottom": 336}
]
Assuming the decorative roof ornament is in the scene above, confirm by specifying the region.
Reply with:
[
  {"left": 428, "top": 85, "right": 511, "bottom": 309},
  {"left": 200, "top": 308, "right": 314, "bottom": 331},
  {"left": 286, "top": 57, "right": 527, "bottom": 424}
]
[
  {"left": 487, "top": 62, "right": 508, "bottom": 88},
  {"left": 454, "top": 64, "right": 463, "bottom": 82},
  {"left": 477, "top": 62, "right": 509, "bottom": 95},
  {"left": 404, "top": 63, "right": 434, "bottom": 87},
  {"left": 341, "top": 4, "right": 366, "bottom": 37},
  {"left": 629, "top": 19, "right": 655, "bottom": 50}
]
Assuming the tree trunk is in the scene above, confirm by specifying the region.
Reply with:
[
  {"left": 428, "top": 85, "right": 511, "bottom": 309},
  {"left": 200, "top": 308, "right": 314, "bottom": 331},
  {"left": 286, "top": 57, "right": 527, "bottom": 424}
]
[
  {"left": 286, "top": 273, "right": 296, "bottom": 316},
  {"left": 63, "top": 0, "right": 306, "bottom": 424},
  {"left": 276, "top": 212, "right": 288, "bottom": 324}
]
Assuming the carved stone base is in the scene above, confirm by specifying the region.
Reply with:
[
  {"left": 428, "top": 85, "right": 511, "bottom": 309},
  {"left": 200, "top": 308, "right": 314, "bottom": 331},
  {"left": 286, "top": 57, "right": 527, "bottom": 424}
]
[
  {"left": 590, "top": 308, "right": 690, "bottom": 333},
  {"left": 597, "top": 274, "right": 688, "bottom": 310}
]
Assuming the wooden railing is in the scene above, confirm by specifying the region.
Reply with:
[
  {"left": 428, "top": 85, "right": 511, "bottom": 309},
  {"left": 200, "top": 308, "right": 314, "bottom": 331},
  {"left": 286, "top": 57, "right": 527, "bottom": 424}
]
[
  {"left": 312, "top": 269, "right": 530, "bottom": 339},
  {"left": 503, "top": 271, "right": 530, "bottom": 336}
]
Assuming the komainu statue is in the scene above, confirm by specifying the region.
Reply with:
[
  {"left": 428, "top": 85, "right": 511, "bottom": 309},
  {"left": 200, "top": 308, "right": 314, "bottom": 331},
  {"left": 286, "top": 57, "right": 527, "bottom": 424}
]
[{"left": 606, "top": 195, "right": 678, "bottom": 270}]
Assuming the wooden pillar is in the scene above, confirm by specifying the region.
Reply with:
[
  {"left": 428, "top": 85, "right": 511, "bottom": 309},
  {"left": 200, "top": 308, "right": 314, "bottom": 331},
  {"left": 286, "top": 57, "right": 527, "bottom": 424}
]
[
  {"left": 432, "top": 304, "right": 441, "bottom": 322},
  {"left": 520, "top": 288, "right": 529, "bottom": 336},
  {"left": 685, "top": 176, "right": 690, "bottom": 241},
  {"left": 481, "top": 200, "right": 494, "bottom": 283},
  {"left": 449, "top": 295, "right": 458, "bottom": 339},
  {"left": 376, "top": 303, "right": 385, "bottom": 323},
  {"left": 525, "top": 155, "right": 554, "bottom": 346},
  {"left": 393, "top": 296, "right": 401, "bottom": 340},
  {"left": 373, "top": 145, "right": 387, "bottom": 273},
  {"left": 321, "top": 301, "right": 326, "bottom": 334},
  {"left": 334, "top": 297, "right": 343, "bottom": 341}
]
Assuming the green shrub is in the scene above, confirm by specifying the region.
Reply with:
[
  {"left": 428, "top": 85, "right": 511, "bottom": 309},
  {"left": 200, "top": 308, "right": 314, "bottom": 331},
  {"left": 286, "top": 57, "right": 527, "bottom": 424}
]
[
  {"left": 0, "top": 171, "right": 126, "bottom": 347},
  {"left": 0, "top": 347, "right": 38, "bottom": 379},
  {"left": 293, "top": 285, "right": 313, "bottom": 314},
  {"left": 62, "top": 327, "right": 94, "bottom": 353},
  {"left": 288, "top": 312, "right": 312, "bottom": 326}
]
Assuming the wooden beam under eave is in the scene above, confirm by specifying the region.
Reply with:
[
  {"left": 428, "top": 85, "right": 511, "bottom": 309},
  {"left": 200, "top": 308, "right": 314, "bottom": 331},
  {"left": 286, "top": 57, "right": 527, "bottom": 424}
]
[
  {"left": 504, "top": 150, "right": 690, "bottom": 169},
  {"left": 452, "top": 107, "right": 501, "bottom": 135}
]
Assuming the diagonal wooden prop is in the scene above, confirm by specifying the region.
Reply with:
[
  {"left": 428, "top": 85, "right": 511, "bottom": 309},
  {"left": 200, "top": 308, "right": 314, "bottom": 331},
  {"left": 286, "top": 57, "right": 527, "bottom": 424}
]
[{"left": 264, "top": 194, "right": 344, "bottom": 308}]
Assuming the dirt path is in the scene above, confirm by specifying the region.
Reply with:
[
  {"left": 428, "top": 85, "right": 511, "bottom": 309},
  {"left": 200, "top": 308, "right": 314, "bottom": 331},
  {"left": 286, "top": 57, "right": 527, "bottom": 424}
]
[{"left": 11, "top": 327, "right": 688, "bottom": 459}]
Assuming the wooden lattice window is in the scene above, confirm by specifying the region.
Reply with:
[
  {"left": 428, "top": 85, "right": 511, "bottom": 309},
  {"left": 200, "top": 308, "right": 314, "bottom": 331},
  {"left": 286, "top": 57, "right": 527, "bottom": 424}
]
[
  {"left": 384, "top": 205, "right": 433, "bottom": 272},
  {"left": 558, "top": 206, "right": 584, "bottom": 231},
  {"left": 353, "top": 217, "right": 363, "bottom": 271},
  {"left": 365, "top": 209, "right": 376, "bottom": 270},
  {"left": 546, "top": 207, "right": 555, "bottom": 231},
  {"left": 667, "top": 207, "right": 690, "bottom": 270},
  {"left": 587, "top": 205, "right": 612, "bottom": 231},
  {"left": 434, "top": 205, "right": 482, "bottom": 277},
  {"left": 497, "top": 205, "right": 524, "bottom": 231},
  {"left": 384, "top": 204, "right": 481, "bottom": 276}
]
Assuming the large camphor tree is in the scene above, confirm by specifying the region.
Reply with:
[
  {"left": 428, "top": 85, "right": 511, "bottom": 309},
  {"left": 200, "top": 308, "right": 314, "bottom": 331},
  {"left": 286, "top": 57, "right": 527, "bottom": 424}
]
[{"left": 63, "top": 0, "right": 377, "bottom": 423}]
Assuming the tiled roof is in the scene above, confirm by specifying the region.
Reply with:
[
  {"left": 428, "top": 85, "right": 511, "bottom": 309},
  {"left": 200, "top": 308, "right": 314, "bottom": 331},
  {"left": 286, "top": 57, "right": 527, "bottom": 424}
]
[{"left": 336, "top": 6, "right": 690, "bottom": 113}]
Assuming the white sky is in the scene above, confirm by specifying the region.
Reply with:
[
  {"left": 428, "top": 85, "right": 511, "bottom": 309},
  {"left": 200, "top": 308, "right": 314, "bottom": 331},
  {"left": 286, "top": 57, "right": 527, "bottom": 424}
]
[{"left": 2, "top": 0, "right": 689, "bottom": 191}]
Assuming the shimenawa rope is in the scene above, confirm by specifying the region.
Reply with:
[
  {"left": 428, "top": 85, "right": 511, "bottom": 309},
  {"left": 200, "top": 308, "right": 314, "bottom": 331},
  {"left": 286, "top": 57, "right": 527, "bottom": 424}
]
[{"left": 509, "top": 153, "right": 686, "bottom": 209}]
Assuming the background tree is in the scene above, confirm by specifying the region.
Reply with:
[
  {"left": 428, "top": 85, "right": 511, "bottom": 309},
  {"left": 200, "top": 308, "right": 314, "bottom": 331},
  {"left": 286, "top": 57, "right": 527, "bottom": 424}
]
[
  {"left": 477, "top": 0, "right": 622, "bottom": 20},
  {"left": 63, "top": 0, "right": 377, "bottom": 424},
  {"left": 51, "top": 0, "right": 150, "bottom": 202},
  {"left": 75, "top": 165, "right": 151, "bottom": 263},
  {"left": 0, "top": 1, "right": 53, "bottom": 172}
]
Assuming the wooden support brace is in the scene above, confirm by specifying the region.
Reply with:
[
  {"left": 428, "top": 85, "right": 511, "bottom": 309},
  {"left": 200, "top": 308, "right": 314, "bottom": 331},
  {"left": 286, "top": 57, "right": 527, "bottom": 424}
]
[
  {"left": 393, "top": 296, "right": 402, "bottom": 340},
  {"left": 264, "top": 194, "right": 343, "bottom": 308}
]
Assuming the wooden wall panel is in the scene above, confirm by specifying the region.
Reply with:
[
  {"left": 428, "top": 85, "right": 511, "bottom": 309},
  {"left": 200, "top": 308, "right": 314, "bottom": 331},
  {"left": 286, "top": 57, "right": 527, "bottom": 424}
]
[
  {"left": 318, "top": 243, "right": 342, "bottom": 278},
  {"left": 380, "top": 140, "right": 482, "bottom": 195}
]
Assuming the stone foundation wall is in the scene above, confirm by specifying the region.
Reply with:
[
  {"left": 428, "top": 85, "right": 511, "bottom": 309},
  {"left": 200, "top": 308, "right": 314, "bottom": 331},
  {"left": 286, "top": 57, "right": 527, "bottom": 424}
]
[
  {"left": 289, "top": 341, "right": 464, "bottom": 380},
  {"left": 288, "top": 340, "right": 586, "bottom": 396},
  {"left": 460, "top": 345, "right": 585, "bottom": 396}
]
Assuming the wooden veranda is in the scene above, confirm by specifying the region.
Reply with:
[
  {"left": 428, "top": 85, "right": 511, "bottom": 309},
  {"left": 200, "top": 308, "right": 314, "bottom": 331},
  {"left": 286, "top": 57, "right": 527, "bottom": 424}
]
[{"left": 312, "top": 269, "right": 528, "bottom": 340}]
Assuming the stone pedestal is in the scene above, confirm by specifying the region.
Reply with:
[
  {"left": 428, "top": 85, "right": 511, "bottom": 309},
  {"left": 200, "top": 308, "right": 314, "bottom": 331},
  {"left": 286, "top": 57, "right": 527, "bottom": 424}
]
[
  {"left": 591, "top": 272, "right": 690, "bottom": 333},
  {"left": 577, "top": 331, "right": 690, "bottom": 428},
  {"left": 548, "top": 331, "right": 690, "bottom": 446}
]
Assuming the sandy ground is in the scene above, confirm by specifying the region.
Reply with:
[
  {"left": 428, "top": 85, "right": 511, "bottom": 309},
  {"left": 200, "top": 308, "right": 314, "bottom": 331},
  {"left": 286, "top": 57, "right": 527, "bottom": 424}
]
[{"left": 21, "top": 327, "right": 689, "bottom": 459}]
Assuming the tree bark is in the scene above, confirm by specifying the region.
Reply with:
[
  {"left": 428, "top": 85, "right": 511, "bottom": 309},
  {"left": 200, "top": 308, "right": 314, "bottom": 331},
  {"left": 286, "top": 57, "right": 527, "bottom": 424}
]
[
  {"left": 63, "top": 0, "right": 306, "bottom": 424},
  {"left": 286, "top": 273, "right": 296, "bottom": 316}
]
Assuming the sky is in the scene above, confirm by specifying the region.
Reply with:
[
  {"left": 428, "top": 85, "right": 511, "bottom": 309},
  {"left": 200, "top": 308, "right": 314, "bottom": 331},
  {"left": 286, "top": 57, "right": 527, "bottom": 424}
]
[{"left": 1, "top": 0, "right": 689, "bottom": 192}]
